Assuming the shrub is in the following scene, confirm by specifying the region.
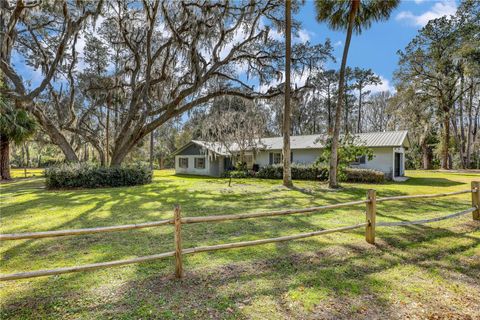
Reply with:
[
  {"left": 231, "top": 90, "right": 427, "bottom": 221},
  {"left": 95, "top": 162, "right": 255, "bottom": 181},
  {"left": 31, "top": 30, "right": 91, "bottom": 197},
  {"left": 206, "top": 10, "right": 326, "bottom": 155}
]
[
  {"left": 256, "top": 164, "right": 328, "bottom": 181},
  {"left": 342, "top": 168, "right": 384, "bottom": 183},
  {"left": 223, "top": 170, "right": 251, "bottom": 178},
  {"left": 45, "top": 163, "right": 152, "bottom": 189}
]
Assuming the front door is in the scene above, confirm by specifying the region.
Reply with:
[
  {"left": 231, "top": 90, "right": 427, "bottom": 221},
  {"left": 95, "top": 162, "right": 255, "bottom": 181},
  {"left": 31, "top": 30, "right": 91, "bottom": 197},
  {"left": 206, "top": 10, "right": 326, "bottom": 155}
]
[{"left": 394, "top": 153, "right": 401, "bottom": 177}]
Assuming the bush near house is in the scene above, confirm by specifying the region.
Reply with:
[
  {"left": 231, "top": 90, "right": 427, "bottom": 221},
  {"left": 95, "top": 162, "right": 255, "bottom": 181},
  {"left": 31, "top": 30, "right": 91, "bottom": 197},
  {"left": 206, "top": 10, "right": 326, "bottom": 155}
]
[
  {"left": 256, "top": 164, "right": 329, "bottom": 181},
  {"left": 341, "top": 167, "right": 385, "bottom": 183},
  {"left": 225, "top": 165, "right": 383, "bottom": 183},
  {"left": 223, "top": 164, "right": 329, "bottom": 181},
  {"left": 45, "top": 163, "right": 152, "bottom": 189},
  {"left": 222, "top": 170, "right": 253, "bottom": 178}
]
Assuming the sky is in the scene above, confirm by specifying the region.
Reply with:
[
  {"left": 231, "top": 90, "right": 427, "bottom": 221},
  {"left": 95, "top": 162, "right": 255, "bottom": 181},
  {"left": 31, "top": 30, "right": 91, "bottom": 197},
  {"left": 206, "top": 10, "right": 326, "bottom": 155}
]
[{"left": 294, "top": 0, "right": 458, "bottom": 93}]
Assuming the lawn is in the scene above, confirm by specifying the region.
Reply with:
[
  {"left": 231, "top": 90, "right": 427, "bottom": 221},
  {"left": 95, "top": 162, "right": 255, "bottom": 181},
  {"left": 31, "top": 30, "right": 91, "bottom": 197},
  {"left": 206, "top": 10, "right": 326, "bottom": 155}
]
[{"left": 1, "top": 169, "right": 479, "bottom": 319}]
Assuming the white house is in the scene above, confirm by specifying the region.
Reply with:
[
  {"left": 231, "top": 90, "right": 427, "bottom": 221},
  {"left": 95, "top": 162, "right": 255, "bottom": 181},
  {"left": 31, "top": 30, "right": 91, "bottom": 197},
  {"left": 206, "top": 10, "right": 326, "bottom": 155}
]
[{"left": 173, "top": 130, "right": 410, "bottom": 181}]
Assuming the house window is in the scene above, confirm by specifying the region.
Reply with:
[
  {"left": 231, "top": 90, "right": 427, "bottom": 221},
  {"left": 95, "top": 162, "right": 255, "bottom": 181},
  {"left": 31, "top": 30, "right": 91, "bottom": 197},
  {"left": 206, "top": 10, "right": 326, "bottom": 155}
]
[
  {"left": 269, "top": 152, "right": 282, "bottom": 165},
  {"left": 179, "top": 157, "right": 188, "bottom": 168},
  {"left": 351, "top": 155, "right": 366, "bottom": 165},
  {"left": 194, "top": 157, "right": 205, "bottom": 169}
]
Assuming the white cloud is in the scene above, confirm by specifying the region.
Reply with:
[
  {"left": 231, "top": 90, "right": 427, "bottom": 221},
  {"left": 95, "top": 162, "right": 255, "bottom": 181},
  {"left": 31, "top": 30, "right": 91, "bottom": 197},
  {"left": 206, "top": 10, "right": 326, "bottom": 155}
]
[
  {"left": 413, "top": 0, "right": 426, "bottom": 4},
  {"left": 395, "top": 0, "right": 457, "bottom": 27},
  {"left": 296, "top": 29, "right": 312, "bottom": 43},
  {"left": 265, "top": 24, "right": 313, "bottom": 44},
  {"left": 333, "top": 40, "right": 342, "bottom": 47},
  {"left": 364, "top": 75, "right": 395, "bottom": 94}
]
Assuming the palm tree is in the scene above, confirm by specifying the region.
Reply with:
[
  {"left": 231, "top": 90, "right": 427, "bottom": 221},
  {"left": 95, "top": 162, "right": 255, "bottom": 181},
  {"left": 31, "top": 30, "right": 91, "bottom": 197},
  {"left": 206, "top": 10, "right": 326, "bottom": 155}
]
[
  {"left": 283, "top": 0, "right": 293, "bottom": 187},
  {"left": 315, "top": 0, "right": 399, "bottom": 188},
  {"left": 0, "top": 102, "right": 36, "bottom": 180}
]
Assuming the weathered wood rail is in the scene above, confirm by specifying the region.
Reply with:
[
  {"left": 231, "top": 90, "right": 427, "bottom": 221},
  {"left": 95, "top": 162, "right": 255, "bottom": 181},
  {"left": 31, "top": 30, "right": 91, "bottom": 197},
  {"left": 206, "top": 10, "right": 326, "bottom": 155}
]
[{"left": 1, "top": 181, "right": 479, "bottom": 281}]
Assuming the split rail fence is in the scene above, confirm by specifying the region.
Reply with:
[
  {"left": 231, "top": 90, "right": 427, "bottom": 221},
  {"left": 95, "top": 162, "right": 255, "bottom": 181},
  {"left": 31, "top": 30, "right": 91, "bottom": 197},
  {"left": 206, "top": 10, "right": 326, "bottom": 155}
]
[{"left": 1, "top": 181, "right": 479, "bottom": 281}]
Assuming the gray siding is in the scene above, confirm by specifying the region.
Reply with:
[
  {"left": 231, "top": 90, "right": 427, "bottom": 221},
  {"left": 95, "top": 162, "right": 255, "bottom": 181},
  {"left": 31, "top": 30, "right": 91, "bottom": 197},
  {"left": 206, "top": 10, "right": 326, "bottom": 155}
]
[
  {"left": 209, "top": 157, "right": 223, "bottom": 177},
  {"left": 176, "top": 144, "right": 405, "bottom": 180},
  {"left": 256, "top": 149, "right": 321, "bottom": 166},
  {"left": 351, "top": 147, "right": 394, "bottom": 178},
  {"left": 175, "top": 155, "right": 224, "bottom": 177},
  {"left": 176, "top": 143, "right": 204, "bottom": 156}
]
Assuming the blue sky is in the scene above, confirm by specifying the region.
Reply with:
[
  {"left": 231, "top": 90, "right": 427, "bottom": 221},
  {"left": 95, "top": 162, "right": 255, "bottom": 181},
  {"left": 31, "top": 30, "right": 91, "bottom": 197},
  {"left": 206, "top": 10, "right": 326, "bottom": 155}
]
[{"left": 295, "top": 0, "right": 458, "bottom": 92}]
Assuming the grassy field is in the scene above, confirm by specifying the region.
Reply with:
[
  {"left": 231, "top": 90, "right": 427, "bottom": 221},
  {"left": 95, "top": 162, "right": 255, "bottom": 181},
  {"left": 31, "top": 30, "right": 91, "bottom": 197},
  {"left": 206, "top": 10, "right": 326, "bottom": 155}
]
[
  {"left": 8, "top": 168, "right": 44, "bottom": 179},
  {"left": 1, "top": 169, "right": 479, "bottom": 319}
]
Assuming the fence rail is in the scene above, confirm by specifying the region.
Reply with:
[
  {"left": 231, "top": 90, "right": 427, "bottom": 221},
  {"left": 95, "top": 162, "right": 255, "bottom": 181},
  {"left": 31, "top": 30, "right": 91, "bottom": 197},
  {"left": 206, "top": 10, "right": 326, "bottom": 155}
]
[{"left": 1, "top": 181, "right": 479, "bottom": 282}]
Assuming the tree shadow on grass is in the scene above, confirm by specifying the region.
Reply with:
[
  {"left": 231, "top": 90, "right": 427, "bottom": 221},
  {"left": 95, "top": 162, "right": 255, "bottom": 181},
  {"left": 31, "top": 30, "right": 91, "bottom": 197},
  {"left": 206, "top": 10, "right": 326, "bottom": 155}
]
[
  {"left": 1, "top": 218, "right": 478, "bottom": 319},
  {"left": 395, "top": 177, "right": 465, "bottom": 187},
  {"left": 1, "top": 174, "right": 477, "bottom": 319}
]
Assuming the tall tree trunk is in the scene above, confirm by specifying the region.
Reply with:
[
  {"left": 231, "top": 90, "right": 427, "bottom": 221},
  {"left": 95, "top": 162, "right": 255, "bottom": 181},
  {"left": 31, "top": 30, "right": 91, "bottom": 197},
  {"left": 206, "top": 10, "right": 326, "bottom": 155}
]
[
  {"left": 357, "top": 88, "right": 362, "bottom": 133},
  {"left": 329, "top": 0, "right": 359, "bottom": 188},
  {"left": 327, "top": 86, "right": 332, "bottom": 134},
  {"left": 106, "top": 101, "right": 110, "bottom": 166},
  {"left": 149, "top": 130, "right": 154, "bottom": 170},
  {"left": 84, "top": 144, "right": 89, "bottom": 161},
  {"left": 24, "top": 142, "right": 30, "bottom": 167},
  {"left": 466, "top": 82, "right": 474, "bottom": 168},
  {"left": 421, "top": 143, "right": 432, "bottom": 169},
  {"left": 0, "top": 134, "right": 11, "bottom": 180},
  {"left": 442, "top": 111, "right": 450, "bottom": 170},
  {"left": 282, "top": 0, "right": 292, "bottom": 187},
  {"left": 458, "top": 74, "right": 466, "bottom": 168},
  {"left": 451, "top": 109, "right": 463, "bottom": 169}
]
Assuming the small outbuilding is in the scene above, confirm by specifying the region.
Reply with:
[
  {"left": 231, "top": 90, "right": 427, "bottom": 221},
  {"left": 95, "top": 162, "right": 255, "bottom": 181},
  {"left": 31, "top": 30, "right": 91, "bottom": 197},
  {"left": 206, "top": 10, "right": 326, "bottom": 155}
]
[{"left": 172, "top": 130, "right": 410, "bottom": 181}]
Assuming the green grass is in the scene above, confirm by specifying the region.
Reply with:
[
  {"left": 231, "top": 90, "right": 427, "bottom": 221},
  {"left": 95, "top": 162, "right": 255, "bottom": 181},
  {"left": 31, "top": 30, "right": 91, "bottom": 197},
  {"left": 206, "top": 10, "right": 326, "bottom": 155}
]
[
  {"left": 8, "top": 168, "right": 44, "bottom": 179},
  {"left": 1, "top": 169, "right": 479, "bottom": 319}
]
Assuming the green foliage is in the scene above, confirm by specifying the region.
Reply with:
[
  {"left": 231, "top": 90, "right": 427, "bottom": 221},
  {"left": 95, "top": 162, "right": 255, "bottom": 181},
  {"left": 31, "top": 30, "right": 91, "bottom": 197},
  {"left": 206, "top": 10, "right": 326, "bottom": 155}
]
[
  {"left": 314, "top": 0, "right": 400, "bottom": 35},
  {"left": 235, "top": 160, "right": 248, "bottom": 171},
  {"left": 316, "top": 134, "right": 374, "bottom": 179},
  {"left": 45, "top": 163, "right": 152, "bottom": 189},
  {"left": 0, "top": 102, "right": 36, "bottom": 143},
  {"left": 256, "top": 164, "right": 329, "bottom": 181},
  {"left": 223, "top": 170, "right": 252, "bottom": 178},
  {"left": 341, "top": 168, "right": 385, "bottom": 183}
]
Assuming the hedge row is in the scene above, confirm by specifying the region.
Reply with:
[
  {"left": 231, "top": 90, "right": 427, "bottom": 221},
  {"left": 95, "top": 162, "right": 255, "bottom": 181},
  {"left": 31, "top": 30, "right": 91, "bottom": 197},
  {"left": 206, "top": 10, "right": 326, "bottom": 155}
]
[
  {"left": 223, "top": 164, "right": 328, "bottom": 181},
  {"left": 45, "top": 163, "right": 152, "bottom": 189},
  {"left": 256, "top": 164, "right": 329, "bottom": 181},
  {"left": 224, "top": 165, "right": 385, "bottom": 183},
  {"left": 341, "top": 168, "right": 385, "bottom": 183}
]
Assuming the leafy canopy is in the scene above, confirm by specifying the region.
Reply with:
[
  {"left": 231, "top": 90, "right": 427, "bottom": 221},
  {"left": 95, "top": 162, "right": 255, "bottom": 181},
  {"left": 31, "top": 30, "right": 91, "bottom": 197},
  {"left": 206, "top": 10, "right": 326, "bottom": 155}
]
[{"left": 315, "top": 0, "right": 400, "bottom": 34}]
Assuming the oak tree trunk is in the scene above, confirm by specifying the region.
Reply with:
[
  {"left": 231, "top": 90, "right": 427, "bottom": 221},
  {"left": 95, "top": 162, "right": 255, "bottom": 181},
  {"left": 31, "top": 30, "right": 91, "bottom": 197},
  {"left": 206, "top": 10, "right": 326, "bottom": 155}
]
[
  {"left": 0, "top": 134, "right": 11, "bottom": 180},
  {"left": 32, "top": 108, "right": 79, "bottom": 162}
]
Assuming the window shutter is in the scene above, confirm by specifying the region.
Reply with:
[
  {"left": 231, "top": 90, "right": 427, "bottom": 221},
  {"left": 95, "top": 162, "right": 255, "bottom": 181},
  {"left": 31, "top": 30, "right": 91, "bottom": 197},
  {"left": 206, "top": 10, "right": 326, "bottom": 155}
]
[{"left": 269, "top": 153, "right": 273, "bottom": 165}]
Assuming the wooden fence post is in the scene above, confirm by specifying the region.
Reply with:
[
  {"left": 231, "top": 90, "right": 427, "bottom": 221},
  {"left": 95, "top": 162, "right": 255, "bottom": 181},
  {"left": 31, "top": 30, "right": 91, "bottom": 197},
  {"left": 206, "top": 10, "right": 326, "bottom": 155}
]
[
  {"left": 366, "top": 189, "right": 376, "bottom": 244},
  {"left": 472, "top": 182, "right": 480, "bottom": 221},
  {"left": 174, "top": 205, "right": 183, "bottom": 278}
]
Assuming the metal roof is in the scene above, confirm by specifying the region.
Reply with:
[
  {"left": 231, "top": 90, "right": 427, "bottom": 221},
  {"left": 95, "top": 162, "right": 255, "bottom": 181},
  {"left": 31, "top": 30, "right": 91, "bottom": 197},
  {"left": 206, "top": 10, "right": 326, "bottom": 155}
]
[
  {"left": 254, "top": 131, "right": 409, "bottom": 150},
  {"left": 175, "top": 131, "right": 409, "bottom": 155}
]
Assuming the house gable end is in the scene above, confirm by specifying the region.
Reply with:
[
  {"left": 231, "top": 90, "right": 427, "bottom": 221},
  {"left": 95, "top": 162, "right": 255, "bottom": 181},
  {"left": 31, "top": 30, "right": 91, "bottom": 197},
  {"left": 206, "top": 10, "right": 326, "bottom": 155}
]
[{"left": 174, "top": 142, "right": 205, "bottom": 156}]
